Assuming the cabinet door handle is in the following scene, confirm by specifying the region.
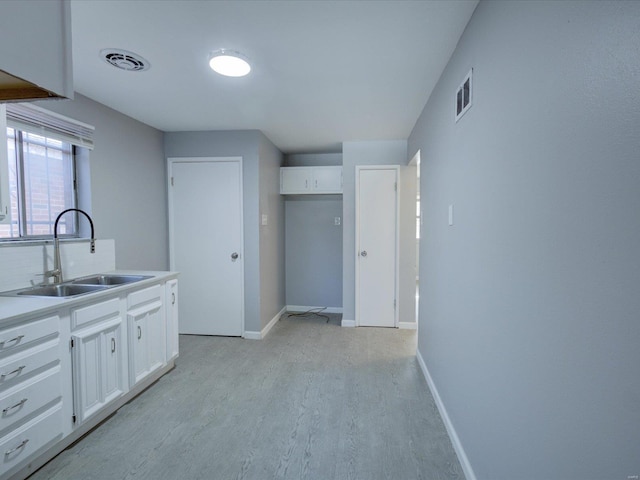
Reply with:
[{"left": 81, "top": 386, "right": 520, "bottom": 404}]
[
  {"left": 5, "top": 438, "right": 29, "bottom": 456},
  {"left": 305, "top": 179, "right": 308, "bottom": 189},
  {"left": 172, "top": 293, "right": 176, "bottom": 305},
  {"left": 315, "top": 179, "right": 318, "bottom": 188},
  {"left": 0, "top": 335, "right": 24, "bottom": 349},
  {"left": 111, "top": 337, "right": 116, "bottom": 353},
  {"left": 2, "top": 398, "right": 27, "bottom": 415},
  {"left": 137, "top": 326, "right": 142, "bottom": 340},
  {"left": 0, "top": 365, "right": 25, "bottom": 379}
]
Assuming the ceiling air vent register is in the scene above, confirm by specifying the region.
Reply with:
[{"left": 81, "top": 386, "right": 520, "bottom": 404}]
[
  {"left": 455, "top": 68, "right": 472, "bottom": 122},
  {"left": 100, "top": 49, "right": 150, "bottom": 72}
]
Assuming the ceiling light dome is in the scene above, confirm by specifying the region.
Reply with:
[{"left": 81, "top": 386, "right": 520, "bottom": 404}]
[{"left": 209, "top": 50, "right": 251, "bottom": 77}]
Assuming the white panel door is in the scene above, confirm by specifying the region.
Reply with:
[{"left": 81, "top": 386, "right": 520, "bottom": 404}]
[
  {"left": 169, "top": 158, "right": 244, "bottom": 336},
  {"left": 356, "top": 167, "right": 398, "bottom": 327}
]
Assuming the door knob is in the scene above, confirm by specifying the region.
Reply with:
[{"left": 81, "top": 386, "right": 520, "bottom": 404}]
[
  {"left": 231, "top": 252, "right": 239, "bottom": 260},
  {"left": 360, "top": 250, "right": 367, "bottom": 257}
]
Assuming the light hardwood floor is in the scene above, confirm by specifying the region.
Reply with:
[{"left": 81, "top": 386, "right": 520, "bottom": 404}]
[{"left": 32, "top": 313, "right": 464, "bottom": 480}]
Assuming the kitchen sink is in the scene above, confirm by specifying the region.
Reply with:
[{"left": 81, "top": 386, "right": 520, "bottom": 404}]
[
  {"left": 14, "top": 284, "right": 109, "bottom": 298},
  {"left": 71, "top": 274, "right": 152, "bottom": 286},
  {"left": 1, "top": 273, "right": 153, "bottom": 298}
]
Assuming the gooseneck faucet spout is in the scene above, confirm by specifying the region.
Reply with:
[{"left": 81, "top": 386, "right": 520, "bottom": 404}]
[{"left": 51, "top": 208, "right": 96, "bottom": 284}]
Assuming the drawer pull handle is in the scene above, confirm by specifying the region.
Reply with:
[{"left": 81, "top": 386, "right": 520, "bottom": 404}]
[
  {"left": 5, "top": 438, "right": 29, "bottom": 456},
  {"left": 0, "top": 335, "right": 24, "bottom": 348},
  {"left": 137, "top": 326, "right": 142, "bottom": 340},
  {"left": 0, "top": 366, "right": 25, "bottom": 379},
  {"left": 2, "top": 398, "right": 27, "bottom": 415},
  {"left": 111, "top": 337, "right": 116, "bottom": 353}
]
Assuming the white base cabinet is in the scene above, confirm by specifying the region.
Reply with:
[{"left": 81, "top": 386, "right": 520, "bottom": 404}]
[
  {"left": 0, "top": 314, "right": 64, "bottom": 478},
  {"left": 127, "top": 285, "right": 165, "bottom": 387},
  {"left": 0, "top": 275, "right": 178, "bottom": 480},
  {"left": 165, "top": 280, "right": 179, "bottom": 361},
  {"left": 71, "top": 298, "right": 125, "bottom": 424}
]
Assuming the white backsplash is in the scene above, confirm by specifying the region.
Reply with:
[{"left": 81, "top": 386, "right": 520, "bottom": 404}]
[{"left": 0, "top": 239, "right": 116, "bottom": 292}]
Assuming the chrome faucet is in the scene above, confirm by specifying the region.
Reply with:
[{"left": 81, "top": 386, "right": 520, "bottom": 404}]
[{"left": 46, "top": 208, "right": 96, "bottom": 284}]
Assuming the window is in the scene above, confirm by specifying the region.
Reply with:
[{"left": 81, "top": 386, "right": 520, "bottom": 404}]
[{"left": 0, "top": 127, "right": 78, "bottom": 239}]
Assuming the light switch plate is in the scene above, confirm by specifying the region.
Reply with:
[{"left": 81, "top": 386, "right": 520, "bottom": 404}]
[
  {"left": 261, "top": 214, "right": 268, "bottom": 226},
  {"left": 334, "top": 216, "right": 341, "bottom": 226}
]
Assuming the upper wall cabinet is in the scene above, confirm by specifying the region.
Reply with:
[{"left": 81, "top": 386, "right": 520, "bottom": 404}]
[
  {"left": 0, "top": 0, "right": 73, "bottom": 102},
  {"left": 280, "top": 166, "right": 343, "bottom": 194}
]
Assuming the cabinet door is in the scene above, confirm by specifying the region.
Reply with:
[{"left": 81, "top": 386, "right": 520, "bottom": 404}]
[
  {"left": 71, "top": 318, "right": 124, "bottom": 424},
  {"left": 146, "top": 302, "right": 165, "bottom": 376},
  {"left": 280, "top": 167, "right": 311, "bottom": 194},
  {"left": 103, "top": 323, "right": 124, "bottom": 405},
  {"left": 128, "top": 301, "right": 164, "bottom": 386},
  {"left": 165, "top": 280, "right": 179, "bottom": 361},
  {"left": 312, "top": 166, "right": 342, "bottom": 193}
]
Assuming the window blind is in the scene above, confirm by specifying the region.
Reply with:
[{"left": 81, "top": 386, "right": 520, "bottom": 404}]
[{"left": 5, "top": 102, "right": 94, "bottom": 150}]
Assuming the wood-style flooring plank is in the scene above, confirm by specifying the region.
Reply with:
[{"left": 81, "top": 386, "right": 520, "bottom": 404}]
[{"left": 31, "top": 313, "right": 464, "bottom": 480}]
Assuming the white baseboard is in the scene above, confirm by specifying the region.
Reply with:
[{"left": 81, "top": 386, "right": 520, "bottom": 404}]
[
  {"left": 341, "top": 319, "right": 356, "bottom": 327},
  {"left": 416, "top": 348, "right": 476, "bottom": 480},
  {"left": 398, "top": 321, "right": 417, "bottom": 330},
  {"left": 244, "top": 306, "right": 286, "bottom": 340},
  {"left": 286, "top": 305, "right": 343, "bottom": 314}
]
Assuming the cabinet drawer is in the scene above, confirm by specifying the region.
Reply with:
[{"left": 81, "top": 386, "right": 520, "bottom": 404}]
[
  {"left": 0, "top": 367, "right": 61, "bottom": 434},
  {"left": 0, "top": 342, "right": 59, "bottom": 389},
  {"left": 0, "top": 404, "right": 63, "bottom": 476},
  {"left": 127, "top": 284, "right": 162, "bottom": 310},
  {"left": 0, "top": 316, "right": 59, "bottom": 355},
  {"left": 72, "top": 297, "right": 121, "bottom": 330}
]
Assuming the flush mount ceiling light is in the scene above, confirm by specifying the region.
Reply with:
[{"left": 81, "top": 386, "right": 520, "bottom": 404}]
[
  {"left": 100, "top": 48, "right": 150, "bottom": 72},
  {"left": 209, "top": 50, "right": 251, "bottom": 77}
]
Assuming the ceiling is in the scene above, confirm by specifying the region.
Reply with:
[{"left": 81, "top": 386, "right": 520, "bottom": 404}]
[{"left": 70, "top": 0, "right": 478, "bottom": 154}]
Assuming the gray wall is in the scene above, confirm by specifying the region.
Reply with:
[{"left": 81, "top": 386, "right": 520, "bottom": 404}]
[
  {"left": 408, "top": 1, "right": 640, "bottom": 479},
  {"left": 284, "top": 153, "right": 343, "bottom": 309},
  {"left": 37, "top": 94, "right": 167, "bottom": 270},
  {"left": 285, "top": 198, "right": 343, "bottom": 308},
  {"left": 259, "top": 133, "right": 286, "bottom": 329},
  {"left": 341, "top": 140, "right": 408, "bottom": 323}
]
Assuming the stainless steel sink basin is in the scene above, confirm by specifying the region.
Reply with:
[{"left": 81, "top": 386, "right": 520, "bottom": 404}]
[
  {"left": 71, "top": 274, "right": 152, "bottom": 286},
  {"left": 15, "top": 284, "right": 109, "bottom": 298},
  {"left": 1, "top": 273, "right": 153, "bottom": 298}
]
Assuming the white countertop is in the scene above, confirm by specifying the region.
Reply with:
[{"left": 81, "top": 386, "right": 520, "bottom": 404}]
[{"left": 0, "top": 270, "right": 178, "bottom": 327}]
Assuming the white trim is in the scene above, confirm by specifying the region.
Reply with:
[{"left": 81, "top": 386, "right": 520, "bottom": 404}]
[
  {"left": 286, "top": 305, "right": 343, "bottom": 314},
  {"left": 398, "top": 321, "right": 417, "bottom": 330},
  {"left": 244, "top": 306, "right": 286, "bottom": 340},
  {"left": 355, "top": 165, "right": 400, "bottom": 328},
  {"left": 416, "top": 348, "right": 477, "bottom": 480},
  {"left": 167, "top": 157, "right": 245, "bottom": 336},
  {"left": 341, "top": 319, "right": 356, "bottom": 327}
]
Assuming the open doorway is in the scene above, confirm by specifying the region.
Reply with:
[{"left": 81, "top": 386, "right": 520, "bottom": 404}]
[{"left": 409, "top": 151, "right": 421, "bottom": 324}]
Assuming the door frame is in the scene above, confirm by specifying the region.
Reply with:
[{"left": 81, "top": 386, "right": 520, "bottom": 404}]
[
  {"left": 167, "top": 156, "right": 245, "bottom": 336},
  {"left": 355, "top": 165, "right": 400, "bottom": 327}
]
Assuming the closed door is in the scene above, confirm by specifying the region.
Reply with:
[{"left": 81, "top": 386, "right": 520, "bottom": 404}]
[
  {"left": 356, "top": 166, "right": 398, "bottom": 327},
  {"left": 169, "top": 158, "right": 244, "bottom": 336}
]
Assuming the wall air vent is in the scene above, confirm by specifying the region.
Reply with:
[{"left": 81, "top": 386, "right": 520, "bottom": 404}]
[
  {"left": 100, "top": 49, "right": 150, "bottom": 72},
  {"left": 455, "top": 68, "right": 472, "bottom": 122}
]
